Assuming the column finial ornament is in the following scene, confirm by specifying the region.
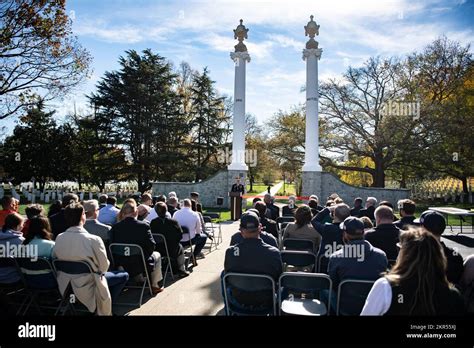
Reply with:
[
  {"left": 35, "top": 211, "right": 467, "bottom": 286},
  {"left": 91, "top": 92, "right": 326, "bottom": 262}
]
[
  {"left": 304, "top": 14, "right": 320, "bottom": 49},
  {"left": 233, "top": 19, "right": 249, "bottom": 52}
]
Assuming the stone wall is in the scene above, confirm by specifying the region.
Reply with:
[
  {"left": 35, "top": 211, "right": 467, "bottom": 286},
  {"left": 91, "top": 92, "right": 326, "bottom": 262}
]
[
  {"left": 302, "top": 171, "right": 410, "bottom": 206},
  {"left": 151, "top": 170, "right": 248, "bottom": 208}
]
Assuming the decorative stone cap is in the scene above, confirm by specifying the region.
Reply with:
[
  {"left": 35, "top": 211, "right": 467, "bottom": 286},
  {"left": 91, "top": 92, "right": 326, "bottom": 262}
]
[
  {"left": 233, "top": 19, "right": 249, "bottom": 52},
  {"left": 304, "top": 15, "right": 320, "bottom": 49}
]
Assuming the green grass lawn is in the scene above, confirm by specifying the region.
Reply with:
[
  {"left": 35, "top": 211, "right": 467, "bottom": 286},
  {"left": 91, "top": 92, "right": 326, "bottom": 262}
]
[
  {"left": 246, "top": 183, "right": 270, "bottom": 194},
  {"left": 276, "top": 183, "right": 296, "bottom": 196}
]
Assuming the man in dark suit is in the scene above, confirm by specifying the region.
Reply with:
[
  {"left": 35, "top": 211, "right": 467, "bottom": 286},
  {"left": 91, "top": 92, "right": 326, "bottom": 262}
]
[
  {"left": 109, "top": 200, "right": 164, "bottom": 294},
  {"left": 415, "top": 210, "right": 464, "bottom": 284},
  {"left": 150, "top": 202, "right": 189, "bottom": 277},
  {"left": 49, "top": 193, "right": 79, "bottom": 239},
  {"left": 394, "top": 199, "right": 417, "bottom": 230},
  {"left": 263, "top": 193, "right": 280, "bottom": 221},
  {"left": 254, "top": 201, "right": 278, "bottom": 240},
  {"left": 358, "top": 197, "right": 377, "bottom": 221},
  {"left": 364, "top": 205, "right": 400, "bottom": 261},
  {"left": 350, "top": 197, "right": 363, "bottom": 216},
  {"left": 190, "top": 192, "right": 203, "bottom": 213},
  {"left": 166, "top": 197, "right": 179, "bottom": 217},
  {"left": 281, "top": 195, "right": 297, "bottom": 217}
]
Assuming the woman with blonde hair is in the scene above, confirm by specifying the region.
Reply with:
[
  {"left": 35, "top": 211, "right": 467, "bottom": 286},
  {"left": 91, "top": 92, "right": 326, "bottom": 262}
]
[{"left": 361, "top": 227, "right": 464, "bottom": 315}]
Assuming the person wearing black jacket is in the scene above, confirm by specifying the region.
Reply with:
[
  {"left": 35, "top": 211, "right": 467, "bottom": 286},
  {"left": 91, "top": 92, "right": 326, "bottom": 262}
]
[
  {"left": 358, "top": 197, "right": 377, "bottom": 221},
  {"left": 264, "top": 194, "right": 280, "bottom": 220},
  {"left": 166, "top": 197, "right": 179, "bottom": 217},
  {"left": 255, "top": 201, "right": 278, "bottom": 239},
  {"left": 350, "top": 197, "right": 363, "bottom": 216},
  {"left": 49, "top": 193, "right": 79, "bottom": 239},
  {"left": 311, "top": 203, "right": 351, "bottom": 273},
  {"left": 415, "top": 210, "right": 464, "bottom": 285},
  {"left": 109, "top": 200, "right": 164, "bottom": 294},
  {"left": 394, "top": 199, "right": 418, "bottom": 230},
  {"left": 150, "top": 202, "right": 189, "bottom": 277},
  {"left": 364, "top": 206, "right": 400, "bottom": 261}
]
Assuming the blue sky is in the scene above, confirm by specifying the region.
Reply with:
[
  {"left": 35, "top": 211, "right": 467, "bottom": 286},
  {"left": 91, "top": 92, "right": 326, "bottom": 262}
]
[{"left": 3, "top": 0, "right": 474, "bottom": 134}]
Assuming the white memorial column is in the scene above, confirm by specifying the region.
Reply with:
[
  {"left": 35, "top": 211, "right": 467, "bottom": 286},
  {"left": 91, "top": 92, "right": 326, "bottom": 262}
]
[
  {"left": 302, "top": 48, "right": 323, "bottom": 172},
  {"left": 302, "top": 15, "right": 322, "bottom": 172},
  {"left": 228, "top": 19, "right": 250, "bottom": 171}
]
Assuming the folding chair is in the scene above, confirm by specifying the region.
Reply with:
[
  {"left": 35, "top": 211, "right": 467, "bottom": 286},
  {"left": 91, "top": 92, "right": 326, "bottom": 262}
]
[
  {"left": 281, "top": 250, "right": 317, "bottom": 272},
  {"left": 152, "top": 233, "right": 174, "bottom": 286},
  {"left": 336, "top": 279, "right": 375, "bottom": 316},
  {"left": 52, "top": 259, "right": 96, "bottom": 315},
  {"left": 203, "top": 212, "right": 222, "bottom": 245},
  {"left": 180, "top": 226, "right": 197, "bottom": 269},
  {"left": 203, "top": 215, "right": 217, "bottom": 252},
  {"left": 282, "top": 238, "right": 315, "bottom": 252},
  {"left": 0, "top": 256, "right": 27, "bottom": 315},
  {"left": 278, "top": 272, "right": 332, "bottom": 316},
  {"left": 15, "top": 257, "right": 61, "bottom": 315},
  {"left": 317, "top": 254, "right": 329, "bottom": 274},
  {"left": 222, "top": 272, "right": 277, "bottom": 316},
  {"left": 108, "top": 243, "right": 153, "bottom": 307}
]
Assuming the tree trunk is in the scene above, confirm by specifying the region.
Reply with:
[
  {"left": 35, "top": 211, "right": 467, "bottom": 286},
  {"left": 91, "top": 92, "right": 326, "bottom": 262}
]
[
  {"left": 372, "top": 154, "right": 385, "bottom": 188},
  {"left": 461, "top": 176, "right": 468, "bottom": 194}
]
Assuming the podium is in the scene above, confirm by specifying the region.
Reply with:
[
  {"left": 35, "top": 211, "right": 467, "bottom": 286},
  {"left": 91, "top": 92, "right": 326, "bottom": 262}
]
[{"left": 229, "top": 191, "right": 243, "bottom": 221}]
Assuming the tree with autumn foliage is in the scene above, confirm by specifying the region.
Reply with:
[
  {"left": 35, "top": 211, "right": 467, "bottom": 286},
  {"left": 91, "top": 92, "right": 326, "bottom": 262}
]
[{"left": 0, "top": 0, "right": 92, "bottom": 119}]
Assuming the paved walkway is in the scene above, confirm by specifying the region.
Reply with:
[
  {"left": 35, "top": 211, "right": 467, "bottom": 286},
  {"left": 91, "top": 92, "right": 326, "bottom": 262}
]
[{"left": 124, "top": 220, "right": 238, "bottom": 316}]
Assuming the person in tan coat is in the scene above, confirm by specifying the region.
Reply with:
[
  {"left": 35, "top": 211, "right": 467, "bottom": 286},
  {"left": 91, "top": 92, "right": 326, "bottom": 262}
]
[
  {"left": 283, "top": 205, "right": 322, "bottom": 253},
  {"left": 52, "top": 203, "right": 128, "bottom": 315}
]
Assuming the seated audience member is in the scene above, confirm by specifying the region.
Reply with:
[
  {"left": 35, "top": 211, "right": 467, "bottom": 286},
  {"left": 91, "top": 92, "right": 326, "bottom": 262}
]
[
  {"left": 166, "top": 197, "right": 179, "bottom": 216},
  {"left": 360, "top": 216, "right": 374, "bottom": 231},
  {"left": 394, "top": 199, "right": 417, "bottom": 230},
  {"left": 224, "top": 212, "right": 283, "bottom": 308},
  {"left": 53, "top": 203, "right": 129, "bottom": 314},
  {"left": 311, "top": 203, "right": 351, "bottom": 272},
  {"left": 263, "top": 193, "right": 280, "bottom": 220},
  {"left": 83, "top": 200, "right": 111, "bottom": 243},
  {"left": 49, "top": 193, "right": 79, "bottom": 239},
  {"left": 358, "top": 197, "right": 377, "bottom": 221},
  {"left": 308, "top": 198, "right": 321, "bottom": 216},
  {"left": 146, "top": 201, "right": 171, "bottom": 223},
  {"left": 350, "top": 197, "right": 363, "bottom": 217},
  {"left": 0, "top": 196, "right": 17, "bottom": 228},
  {"left": 116, "top": 198, "right": 135, "bottom": 222},
  {"left": 168, "top": 192, "right": 180, "bottom": 208},
  {"left": 190, "top": 192, "right": 203, "bottom": 213},
  {"left": 98, "top": 194, "right": 108, "bottom": 210},
  {"left": 98, "top": 196, "right": 120, "bottom": 225},
  {"left": 364, "top": 206, "right": 401, "bottom": 261},
  {"left": 309, "top": 195, "right": 324, "bottom": 212},
  {"left": 47, "top": 200, "right": 62, "bottom": 218},
  {"left": 230, "top": 208, "right": 278, "bottom": 248},
  {"left": 191, "top": 199, "right": 206, "bottom": 232},
  {"left": 329, "top": 217, "right": 388, "bottom": 289},
  {"left": 173, "top": 199, "right": 207, "bottom": 261},
  {"left": 137, "top": 193, "right": 153, "bottom": 221},
  {"left": 254, "top": 201, "right": 278, "bottom": 240},
  {"left": 361, "top": 228, "right": 465, "bottom": 315},
  {"left": 282, "top": 195, "right": 297, "bottom": 217},
  {"left": 283, "top": 205, "right": 321, "bottom": 254},
  {"left": 252, "top": 197, "right": 262, "bottom": 207},
  {"left": 137, "top": 204, "right": 151, "bottom": 221},
  {"left": 22, "top": 216, "right": 56, "bottom": 288},
  {"left": 379, "top": 201, "right": 394, "bottom": 209},
  {"left": 109, "top": 200, "right": 163, "bottom": 294},
  {"left": 0, "top": 213, "right": 24, "bottom": 284},
  {"left": 415, "top": 210, "right": 464, "bottom": 285},
  {"left": 460, "top": 254, "right": 474, "bottom": 313},
  {"left": 150, "top": 202, "right": 189, "bottom": 277},
  {"left": 22, "top": 203, "right": 45, "bottom": 237}
]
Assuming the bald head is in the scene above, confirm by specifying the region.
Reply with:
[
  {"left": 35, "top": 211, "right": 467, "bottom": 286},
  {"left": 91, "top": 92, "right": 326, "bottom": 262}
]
[{"left": 375, "top": 205, "right": 394, "bottom": 225}]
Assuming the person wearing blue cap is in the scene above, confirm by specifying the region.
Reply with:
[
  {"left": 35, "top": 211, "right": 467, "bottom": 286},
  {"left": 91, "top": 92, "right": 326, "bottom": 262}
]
[
  {"left": 415, "top": 210, "right": 464, "bottom": 284},
  {"left": 223, "top": 212, "right": 282, "bottom": 309},
  {"left": 229, "top": 208, "right": 278, "bottom": 248},
  {"left": 328, "top": 216, "right": 388, "bottom": 292}
]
